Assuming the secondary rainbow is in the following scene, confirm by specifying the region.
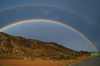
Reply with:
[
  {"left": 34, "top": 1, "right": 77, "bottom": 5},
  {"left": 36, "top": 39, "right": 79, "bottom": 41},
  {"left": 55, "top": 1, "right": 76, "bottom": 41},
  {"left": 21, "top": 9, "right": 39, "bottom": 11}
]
[
  {"left": 0, "top": 19, "right": 99, "bottom": 52},
  {"left": 0, "top": 4, "right": 99, "bottom": 30}
]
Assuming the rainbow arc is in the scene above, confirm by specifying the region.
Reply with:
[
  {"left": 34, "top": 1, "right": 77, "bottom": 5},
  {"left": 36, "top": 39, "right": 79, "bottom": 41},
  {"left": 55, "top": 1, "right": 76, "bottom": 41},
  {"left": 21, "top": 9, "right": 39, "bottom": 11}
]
[
  {"left": 0, "top": 4, "right": 99, "bottom": 30},
  {"left": 0, "top": 19, "right": 99, "bottom": 52}
]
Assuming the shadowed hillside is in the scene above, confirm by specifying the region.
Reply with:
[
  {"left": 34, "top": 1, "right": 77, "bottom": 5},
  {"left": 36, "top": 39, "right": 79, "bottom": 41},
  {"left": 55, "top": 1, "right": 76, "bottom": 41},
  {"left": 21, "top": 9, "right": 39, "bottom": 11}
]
[{"left": 0, "top": 32, "right": 90, "bottom": 60}]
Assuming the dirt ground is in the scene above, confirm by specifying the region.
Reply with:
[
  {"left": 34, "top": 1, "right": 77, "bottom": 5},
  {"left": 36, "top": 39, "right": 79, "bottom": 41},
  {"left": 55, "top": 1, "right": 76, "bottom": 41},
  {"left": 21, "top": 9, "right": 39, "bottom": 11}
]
[{"left": 0, "top": 57, "right": 90, "bottom": 66}]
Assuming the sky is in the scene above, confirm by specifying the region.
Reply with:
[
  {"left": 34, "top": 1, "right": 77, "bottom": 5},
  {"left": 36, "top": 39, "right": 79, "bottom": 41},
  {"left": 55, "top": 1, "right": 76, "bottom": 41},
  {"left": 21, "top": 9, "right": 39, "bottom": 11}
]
[{"left": 0, "top": 0, "right": 100, "bottom": 52}]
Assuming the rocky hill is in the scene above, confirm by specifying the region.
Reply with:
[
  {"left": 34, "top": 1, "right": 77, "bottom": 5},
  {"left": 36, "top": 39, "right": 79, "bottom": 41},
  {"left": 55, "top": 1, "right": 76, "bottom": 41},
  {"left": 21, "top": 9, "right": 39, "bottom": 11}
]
[{"left": 0, "top": 32, "right": 90, "bottom": 60}]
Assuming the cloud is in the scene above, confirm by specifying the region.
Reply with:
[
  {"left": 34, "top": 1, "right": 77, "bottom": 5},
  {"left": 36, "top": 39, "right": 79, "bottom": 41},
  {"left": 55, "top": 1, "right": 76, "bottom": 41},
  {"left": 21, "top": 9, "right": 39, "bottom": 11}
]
[
  {"left": 54, "top": 16, "right": 59, "bottom": 20},
  {"left": 42, "top": 10, "right": 51, "bottom": 16}
]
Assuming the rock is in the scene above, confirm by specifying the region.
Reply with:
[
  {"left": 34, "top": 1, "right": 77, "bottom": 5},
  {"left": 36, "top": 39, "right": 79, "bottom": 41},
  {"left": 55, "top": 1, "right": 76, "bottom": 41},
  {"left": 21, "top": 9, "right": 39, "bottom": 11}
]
[
  {"left": 3, "top": 47, "right": 5, "bottom": 50},
  {"left": 23, "top": 57, "right": 27, "bottom": 60},
  {"left": 16, "top": 49, "right": 18, "bottom": 52}
]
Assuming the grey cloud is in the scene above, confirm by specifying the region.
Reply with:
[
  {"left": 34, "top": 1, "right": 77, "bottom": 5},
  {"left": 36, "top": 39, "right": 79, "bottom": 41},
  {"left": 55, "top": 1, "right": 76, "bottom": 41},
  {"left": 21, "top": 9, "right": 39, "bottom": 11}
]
[{"left": 42, "top": 10, "right": 51, "bottom": 16}]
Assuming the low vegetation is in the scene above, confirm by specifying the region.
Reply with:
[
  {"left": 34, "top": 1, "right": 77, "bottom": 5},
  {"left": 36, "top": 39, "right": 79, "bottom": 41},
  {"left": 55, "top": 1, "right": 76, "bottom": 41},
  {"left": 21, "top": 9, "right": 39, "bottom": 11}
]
[
  {"left": 69, "top": 59, "right": 77, "bottom": 61},
  {"left": 73, "top": 51, "right": 79, "bottom": 55},
  {"left": 90, "top": 53, "right": 100, "bottom": 57},
  {"left": 80, "top": 50, "right": 90, "bottom": 54}
]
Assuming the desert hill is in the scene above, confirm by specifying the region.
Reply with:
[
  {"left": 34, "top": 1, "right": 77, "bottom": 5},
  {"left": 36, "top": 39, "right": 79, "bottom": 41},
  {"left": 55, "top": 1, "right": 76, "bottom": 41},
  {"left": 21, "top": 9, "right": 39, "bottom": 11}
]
[{"left": 0, "top": 32, "right": 90, "bottom": 60}]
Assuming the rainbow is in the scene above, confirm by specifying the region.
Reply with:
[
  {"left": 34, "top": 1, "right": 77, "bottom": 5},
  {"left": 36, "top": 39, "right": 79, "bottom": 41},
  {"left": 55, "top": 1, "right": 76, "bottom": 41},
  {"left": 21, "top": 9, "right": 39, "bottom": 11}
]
[
  {"left": 0, "top": 19, "right": 99, "bottom": 52},
  {"left": 0, "top": 4, "right": 99, "bottom": 30}
]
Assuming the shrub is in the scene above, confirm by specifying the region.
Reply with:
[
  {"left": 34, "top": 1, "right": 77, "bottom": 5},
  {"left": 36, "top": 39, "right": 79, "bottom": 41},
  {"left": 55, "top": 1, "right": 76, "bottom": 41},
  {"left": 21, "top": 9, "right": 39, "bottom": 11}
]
[
  {"left": 80, "top": 50, "right": 90, "bottom": 54},
  {"left": 84, "top": 51, "right": 90, "bottom": 54},
  {"left": 81, "top": 50, "right": 84, "bottom": 53},
  {"left": 74, "top": 52, "right": 78, "bottom": 55}
]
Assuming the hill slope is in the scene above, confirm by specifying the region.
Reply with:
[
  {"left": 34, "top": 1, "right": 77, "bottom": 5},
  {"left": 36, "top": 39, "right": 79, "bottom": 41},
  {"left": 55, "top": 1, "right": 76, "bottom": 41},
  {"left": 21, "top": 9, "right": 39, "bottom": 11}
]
[{"left": 0, "top": 32, "right": 90, "bottom": 60}]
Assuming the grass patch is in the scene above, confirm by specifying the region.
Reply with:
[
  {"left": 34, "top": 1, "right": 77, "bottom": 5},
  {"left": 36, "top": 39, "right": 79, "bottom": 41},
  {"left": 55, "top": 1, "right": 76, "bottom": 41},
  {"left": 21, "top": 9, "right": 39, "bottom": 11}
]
[
  {"left": 90, "top": 53, "right": 100, "bottom": 57},
  {"left": 69, "top": 59, "right": 77, "bottom": 61}
]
